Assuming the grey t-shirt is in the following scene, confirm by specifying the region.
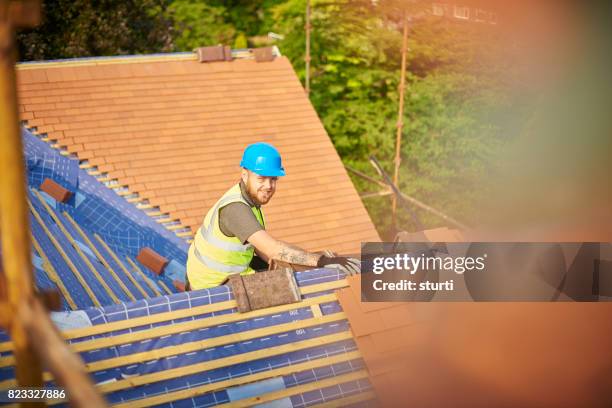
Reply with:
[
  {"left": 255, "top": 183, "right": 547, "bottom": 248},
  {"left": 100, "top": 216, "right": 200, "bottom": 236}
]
[{"left": 218, "top": 181, "right": 264, "bottom": 244}]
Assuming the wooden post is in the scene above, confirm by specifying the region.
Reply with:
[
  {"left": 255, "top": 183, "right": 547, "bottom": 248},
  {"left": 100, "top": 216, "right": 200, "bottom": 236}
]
[
  {"left": 392, "top": 10, "right": 409, "bottom": 226},
  {"left": 0, "top": 3, "right": 108, "bottom": 407},
  {"left": 0, "top": 1, "right": 45, "bottom": 399},
  {"left": 304, "top": 0, "right": 311, "bottom": 94},
  {"left": 19, "top": 296, "right": 109, "bottom": 407}
]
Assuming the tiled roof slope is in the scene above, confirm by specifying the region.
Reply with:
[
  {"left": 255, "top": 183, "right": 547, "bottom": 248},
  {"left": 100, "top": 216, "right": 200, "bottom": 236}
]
[{"left": 16, "top": 53, "right": 380, "bottom": 254}]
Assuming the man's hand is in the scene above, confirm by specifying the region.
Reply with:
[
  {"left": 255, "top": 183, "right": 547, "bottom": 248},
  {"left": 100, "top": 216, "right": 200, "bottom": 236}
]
[{"left": 317, "top": 255, "right": 361, "bottom": 276}]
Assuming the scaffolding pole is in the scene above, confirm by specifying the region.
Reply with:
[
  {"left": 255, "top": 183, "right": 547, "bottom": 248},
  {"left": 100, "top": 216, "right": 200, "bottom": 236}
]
[
  {"left": 0, "top": 2, "right": 44, "bottom": 399},
  {"left": 392, "top": 10, "right": 410, "bottom": 226},
  {"left": 304, "top": 0, "right": 311, "bottom": 94}
]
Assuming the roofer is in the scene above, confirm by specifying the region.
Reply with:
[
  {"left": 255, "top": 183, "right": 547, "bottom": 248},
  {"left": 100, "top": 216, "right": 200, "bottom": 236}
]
[{"left": 186, "top": 142, "right": 361, "bottom": 290}]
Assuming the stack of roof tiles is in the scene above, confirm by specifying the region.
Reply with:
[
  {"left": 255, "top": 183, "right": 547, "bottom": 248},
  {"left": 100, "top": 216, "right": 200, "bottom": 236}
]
[{"left": 16, "top": 51, "right": 380, "bottom": 254}]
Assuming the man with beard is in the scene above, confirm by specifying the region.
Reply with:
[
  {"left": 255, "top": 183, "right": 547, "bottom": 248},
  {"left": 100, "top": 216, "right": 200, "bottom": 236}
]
[{"left": 186, "top": 142, "right": 360, "bottom": 290}]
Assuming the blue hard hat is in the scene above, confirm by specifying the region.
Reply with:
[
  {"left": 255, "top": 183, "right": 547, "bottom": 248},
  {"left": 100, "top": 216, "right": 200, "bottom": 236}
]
[{"left": 240, "top": 142, "right": 286, "bottom": 177}]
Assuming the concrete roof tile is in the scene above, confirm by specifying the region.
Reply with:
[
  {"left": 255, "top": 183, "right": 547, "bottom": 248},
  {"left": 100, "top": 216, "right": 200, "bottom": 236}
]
[
  {"left": 379, "top": 304, "right": 415, "bottom": 330},
  {"left": 369, "top": 327, "right": 413, "bottom": 354},
  {"left": 336, "top": 288, "right": 385, "bottom": 337}
]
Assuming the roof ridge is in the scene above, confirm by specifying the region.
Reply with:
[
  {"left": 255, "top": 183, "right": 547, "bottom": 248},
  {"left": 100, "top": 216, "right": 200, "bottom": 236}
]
[
  {"left": 18, "top": 52, "right": 196, "bottom": 69},
  {"left": 16, "top": 47, "right": 282, "bottom": 70}
]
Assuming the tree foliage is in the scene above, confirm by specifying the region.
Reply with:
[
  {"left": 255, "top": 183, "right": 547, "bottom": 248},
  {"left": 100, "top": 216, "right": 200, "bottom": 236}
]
[
  {"left": 168, "top": 1, "right": 235, "bottom": 51},
  {"left": 17, "top": 0, "right": 173, "bottom": 60},
  {"left": 270, "top": 0, "right": 517, "bottom": 237}
]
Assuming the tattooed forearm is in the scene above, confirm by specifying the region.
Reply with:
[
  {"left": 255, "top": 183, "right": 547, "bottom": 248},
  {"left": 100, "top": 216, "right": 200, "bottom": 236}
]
[
  {"left": 276, "top": 242, "right": 321, "bottom": 266},
  {"left": 278, "top": 247, "right": 290, "bottom": 262}
]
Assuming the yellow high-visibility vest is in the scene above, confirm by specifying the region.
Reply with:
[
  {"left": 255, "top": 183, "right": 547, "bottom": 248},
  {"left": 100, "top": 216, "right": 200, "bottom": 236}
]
[{"left": 186, "top": 183, "right": 265, "bottom": 290}]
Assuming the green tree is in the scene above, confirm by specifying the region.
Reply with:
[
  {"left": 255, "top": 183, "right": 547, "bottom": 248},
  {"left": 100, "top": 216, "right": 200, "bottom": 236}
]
[
  {"left": 17, "top": 0, "right": 173, "bottom": 61},
  {"left": 271, "top": 0, "right": 516, "bottom": 237},
  {"left": 168, "top": 0, "right": 236, "bottom": 51},
  {"left": 206, "top": 0, "right": 288, "bottom": 37}
]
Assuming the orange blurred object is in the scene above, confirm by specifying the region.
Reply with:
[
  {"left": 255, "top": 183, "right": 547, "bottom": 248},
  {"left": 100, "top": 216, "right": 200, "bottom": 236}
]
[{"left": 339, "top": 275, "right": 612, "bottom": 407}]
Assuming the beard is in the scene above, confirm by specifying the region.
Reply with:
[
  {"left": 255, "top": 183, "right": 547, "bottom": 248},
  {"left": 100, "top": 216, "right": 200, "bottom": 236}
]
[
  {"left": 245, "top": 181, "right": 273, "bottom": 206},
  {"left": 256, "top": 191, "right": 272, "bottom": 205}
]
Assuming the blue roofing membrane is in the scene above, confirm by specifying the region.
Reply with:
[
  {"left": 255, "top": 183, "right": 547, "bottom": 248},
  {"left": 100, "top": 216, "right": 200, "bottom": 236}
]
[
  {"left": 0, "top": 270, "right": 371, "bottom": 407},
  {"left": 20, "top": 126, "right": 186, "bottom": 309},
  {"left": 0, "top": 127, "right": 373, "bottom": 406}
]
